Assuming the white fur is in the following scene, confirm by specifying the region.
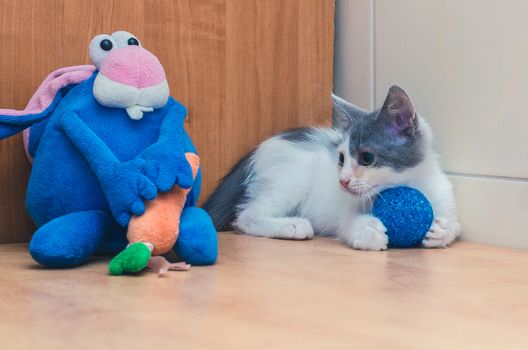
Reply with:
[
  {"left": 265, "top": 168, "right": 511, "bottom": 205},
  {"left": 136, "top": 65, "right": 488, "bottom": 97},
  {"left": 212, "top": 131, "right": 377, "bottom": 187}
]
[{"left": 233, "top": 120, "right": 460, "bottom": 250}]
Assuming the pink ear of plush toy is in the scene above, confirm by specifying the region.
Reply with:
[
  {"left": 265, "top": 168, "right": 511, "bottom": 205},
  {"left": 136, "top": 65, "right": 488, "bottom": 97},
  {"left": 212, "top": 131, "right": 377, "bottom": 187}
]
[{"left": 17, "top": 65, "right": 96, "bottom": 162}]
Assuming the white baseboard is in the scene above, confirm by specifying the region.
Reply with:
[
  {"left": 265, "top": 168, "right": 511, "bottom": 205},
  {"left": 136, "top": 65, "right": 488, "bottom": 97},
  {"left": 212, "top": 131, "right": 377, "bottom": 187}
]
[{"left": 451, "top": 175, "right": 528, "bottom": 249}]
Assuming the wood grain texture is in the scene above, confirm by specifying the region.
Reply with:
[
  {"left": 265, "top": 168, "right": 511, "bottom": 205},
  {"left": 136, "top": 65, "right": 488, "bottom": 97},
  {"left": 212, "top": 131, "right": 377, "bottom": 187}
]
[
  {"left": 1, "top": 235, "right": 528, "bottom": 349},
  {"left": 223, "top": 0, "right": 334, "bottom": 177},
  {"left": 0, "top": 0, "right": 334, "bottom": 243}
]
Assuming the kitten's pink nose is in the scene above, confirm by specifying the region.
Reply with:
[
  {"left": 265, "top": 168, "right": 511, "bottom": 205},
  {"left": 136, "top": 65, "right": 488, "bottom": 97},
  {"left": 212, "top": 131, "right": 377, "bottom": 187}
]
[
  {"left": 99, "top": 45, "right": 166, "bottom": 88},
  {"left": 339, "top": 179, "right": 350, "bottom": 189}
]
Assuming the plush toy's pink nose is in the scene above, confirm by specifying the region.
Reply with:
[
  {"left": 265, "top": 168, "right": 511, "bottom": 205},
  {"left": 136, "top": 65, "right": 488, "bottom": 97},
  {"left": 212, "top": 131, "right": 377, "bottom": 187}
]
[{"left": 98, "top": 46, "right": 166, "bottom": 88}]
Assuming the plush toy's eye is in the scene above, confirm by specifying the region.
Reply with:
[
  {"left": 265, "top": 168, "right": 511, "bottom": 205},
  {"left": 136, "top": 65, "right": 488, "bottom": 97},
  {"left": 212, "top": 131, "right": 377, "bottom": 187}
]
[
  {"left": 358, "top": 151, "right": 375, "bottom": 166},
  {"left": 127, "top": 37, "right": 139, "bottom": 46},
  {"left": 99, "top": 39, "right": 113, "bottom": 51},
  {"left": 89, "top": 34, "right": 118, "bottom": 69},
  {"left": 111, "top": 31, "right": 141, "bottom": 48},
  {"left": 338, "top": 152, "right": 345, "bottom": 167}
]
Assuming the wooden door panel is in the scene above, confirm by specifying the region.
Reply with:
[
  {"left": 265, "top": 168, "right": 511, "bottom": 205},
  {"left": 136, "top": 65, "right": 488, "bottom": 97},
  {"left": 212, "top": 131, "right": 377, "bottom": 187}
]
[{"left": 0, "top": 0, "right": 333, "bottom": 243}]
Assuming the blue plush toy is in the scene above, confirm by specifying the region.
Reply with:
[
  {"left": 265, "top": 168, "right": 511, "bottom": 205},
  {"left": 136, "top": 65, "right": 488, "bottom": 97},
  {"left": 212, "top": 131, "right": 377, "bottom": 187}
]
[
  {"left": 0, "top": 31, "right": 217, "bottom": 273},
  {"left": 372, "top": 186, "right": 433, "bottom": 248}
]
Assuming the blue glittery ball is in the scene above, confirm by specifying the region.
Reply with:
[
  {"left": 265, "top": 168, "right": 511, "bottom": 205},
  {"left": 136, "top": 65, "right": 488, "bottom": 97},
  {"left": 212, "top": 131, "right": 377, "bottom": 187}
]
[{"left": 372, "top": 186, "right": 434, "bottom": 248}]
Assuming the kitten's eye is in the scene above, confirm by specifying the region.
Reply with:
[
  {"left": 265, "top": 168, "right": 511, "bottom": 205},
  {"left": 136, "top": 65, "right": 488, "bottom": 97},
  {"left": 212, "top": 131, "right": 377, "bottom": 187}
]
[
  {"left": 338, "top": 152, "right": 345, "bottom": 166},
  {"left": 359, "top": 152, "right": 375, "bottom": 166}
]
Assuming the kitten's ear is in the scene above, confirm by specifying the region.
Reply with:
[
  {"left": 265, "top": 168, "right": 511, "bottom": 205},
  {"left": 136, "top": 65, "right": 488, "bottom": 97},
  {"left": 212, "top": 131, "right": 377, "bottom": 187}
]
[
  {"left": 331, "top": 93, "right": 367, "bottom": 131},
  {"left": 378, "top": 86, "right": 417, "bottom": 137}
]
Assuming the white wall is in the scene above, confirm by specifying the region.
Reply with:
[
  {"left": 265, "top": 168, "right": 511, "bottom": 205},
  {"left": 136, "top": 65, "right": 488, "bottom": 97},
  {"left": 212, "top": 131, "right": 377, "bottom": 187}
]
[{"left": 334, "top": 0, "right": 528, "bottom": 249}]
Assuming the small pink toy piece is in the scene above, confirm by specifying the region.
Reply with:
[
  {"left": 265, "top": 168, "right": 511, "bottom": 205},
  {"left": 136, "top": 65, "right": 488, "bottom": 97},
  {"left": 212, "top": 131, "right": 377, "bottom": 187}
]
[{"left": 147, "top": 256, "right": 191, "bottom": 277}]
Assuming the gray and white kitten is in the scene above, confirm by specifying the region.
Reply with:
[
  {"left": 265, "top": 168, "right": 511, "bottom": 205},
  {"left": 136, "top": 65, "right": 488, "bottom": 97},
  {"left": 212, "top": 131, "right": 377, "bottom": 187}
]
[{"left": 203, "top": 86, "right": 460, "bottom": 250}]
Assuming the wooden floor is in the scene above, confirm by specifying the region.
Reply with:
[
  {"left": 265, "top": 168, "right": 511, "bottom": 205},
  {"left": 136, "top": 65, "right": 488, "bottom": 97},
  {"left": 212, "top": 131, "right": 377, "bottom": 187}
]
[{"left": 1, "top": 233, "right": 528, "bottom": 350}]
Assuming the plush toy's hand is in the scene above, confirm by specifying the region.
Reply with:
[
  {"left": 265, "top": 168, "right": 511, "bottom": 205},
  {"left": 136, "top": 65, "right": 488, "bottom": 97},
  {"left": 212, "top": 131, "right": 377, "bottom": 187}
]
[
  {"left": 140, "top": 144, "right": 194, "bottom": 192},
  {"left": 103, "top": 158, "right": 157, "bottom": 226}
]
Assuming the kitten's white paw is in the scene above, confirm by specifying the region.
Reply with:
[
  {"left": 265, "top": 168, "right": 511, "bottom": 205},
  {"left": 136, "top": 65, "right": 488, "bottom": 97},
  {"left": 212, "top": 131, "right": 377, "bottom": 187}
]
[
  {"left": 344, "top": 215, "right": 388, "bottom": 251},
  {"left": 422, "top": 218, "right": 460, "bottom": 248},
  {"left": 272, "top": 218, "right": 314, "bottom": 240}
]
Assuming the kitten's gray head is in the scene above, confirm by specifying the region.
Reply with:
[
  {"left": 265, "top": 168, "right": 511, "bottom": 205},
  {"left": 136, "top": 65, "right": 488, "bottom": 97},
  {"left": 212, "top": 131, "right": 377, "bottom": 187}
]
[{"left": 332, "top": 86, "right": 431, "bottom": 198}]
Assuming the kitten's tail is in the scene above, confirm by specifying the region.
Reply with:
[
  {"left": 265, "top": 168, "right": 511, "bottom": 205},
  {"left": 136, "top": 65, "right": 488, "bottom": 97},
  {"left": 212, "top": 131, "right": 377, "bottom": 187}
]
[{"left": 202, "top": 150, "right": 255, "bottom": 231}]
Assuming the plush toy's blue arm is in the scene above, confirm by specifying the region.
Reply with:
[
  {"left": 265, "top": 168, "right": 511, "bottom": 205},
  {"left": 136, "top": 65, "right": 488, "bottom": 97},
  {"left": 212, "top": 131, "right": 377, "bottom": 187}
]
[
  {"left": 158, "top": 102, "right": 188, "bottom": 142},
  {"left": 139, "top": 102, "right": 193, "bottom": 192},
  {"left": 182, "top": 130, "right": 201, "bottom": 207},
  {"left": 59, "top": 113, "right": 157, "bottom": 226},
  {"left": 0, "top": 93, "right": 63, "bottom": 139},
  {"left": 0, "top": 113, "right": 47, "bottom": 139}
]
